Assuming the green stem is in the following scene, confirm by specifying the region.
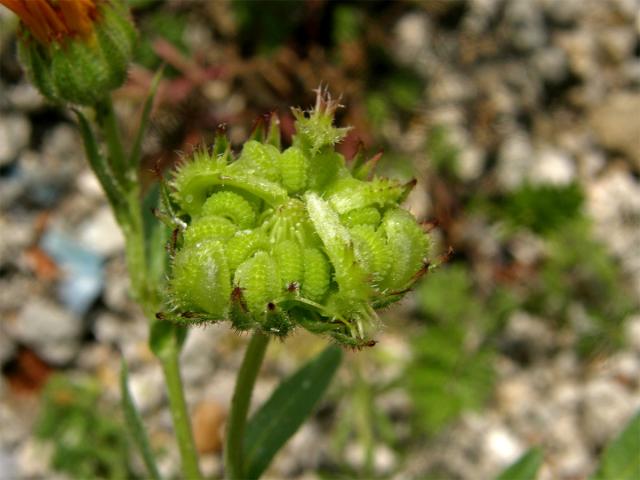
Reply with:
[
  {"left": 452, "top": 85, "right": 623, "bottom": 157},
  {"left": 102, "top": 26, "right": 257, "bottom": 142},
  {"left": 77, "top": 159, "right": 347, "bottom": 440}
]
[
  {"left": 97, "top": 97, "right": 129, "bottom": 187},
  {"left": 122, "top": 186, "right": 148, "bottom": 303},
  {"left": 225, "top": 331, "right": 270, "bottom": 480},
  {"left": 160, "top": 345, "right": 203, "bottom": 480},
  {"left": 354, "top": 357, "right": 375, "bottom": 477}
]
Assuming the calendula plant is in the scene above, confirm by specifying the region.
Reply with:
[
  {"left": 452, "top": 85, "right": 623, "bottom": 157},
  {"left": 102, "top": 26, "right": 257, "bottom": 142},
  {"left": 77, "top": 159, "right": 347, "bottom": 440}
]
[{"left": 2, "top": 1, "right": 430, "bottom": 478}]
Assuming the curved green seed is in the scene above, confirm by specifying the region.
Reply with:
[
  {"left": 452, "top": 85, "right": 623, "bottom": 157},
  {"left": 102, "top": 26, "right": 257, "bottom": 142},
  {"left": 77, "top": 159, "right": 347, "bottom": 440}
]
[
  {"left": 226, "top": 230, "right": 270, "bottom": 271},
  {"left": 234, "top": 251, "right": 279, "bottom": 315},
  {"left": 279, "top": 146, "right": 309, "bottom": 193},
  {"left": 274, "top": 239, "right": 303, "bottom": 290},
  {"left": 302, "top": 247, "right": 331, "bottom": 301},
  {"left": 183, "top": 216, "right": 238, "bottom": 247},
  {"left": 341, "top": 206, "right": 382, "bottom": 227},
  {"left": 201, "top": 191, "right": 256, "bottom": 228}
]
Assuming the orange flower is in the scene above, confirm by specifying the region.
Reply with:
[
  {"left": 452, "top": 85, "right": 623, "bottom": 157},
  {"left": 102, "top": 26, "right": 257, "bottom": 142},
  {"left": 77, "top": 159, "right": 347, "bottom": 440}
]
[{"left": 0, "top": 0, "right": 99, "bottom": 45}]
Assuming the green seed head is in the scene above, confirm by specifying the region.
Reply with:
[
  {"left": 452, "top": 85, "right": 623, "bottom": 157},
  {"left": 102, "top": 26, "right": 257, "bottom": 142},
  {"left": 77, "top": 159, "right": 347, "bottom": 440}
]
[{"left": 164, "top": 89, "right": 430, "bottom": 346}]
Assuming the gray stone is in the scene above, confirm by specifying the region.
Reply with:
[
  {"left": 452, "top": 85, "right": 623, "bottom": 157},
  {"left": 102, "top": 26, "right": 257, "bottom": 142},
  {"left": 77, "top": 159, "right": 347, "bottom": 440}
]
[
  {"left": 533, "top": 47, "right": 568, "bottom": 84},
  {"left": 0, "top": 114, "right": 30, "bottom": 166},
  {"left": 15, "top": 299, "right": 83, "bottom": 364},
  {"left": 128, "top": 365, "right": 166, "bottom": 415},
  {"left": 496, "top": 133, "right": 534, "bottom": 191},
  {"left": 581, "top": 378, "right": 636, "bottom": 447},
  {"left": 503, "top": 0, "right": 547, "bottom": 52}
]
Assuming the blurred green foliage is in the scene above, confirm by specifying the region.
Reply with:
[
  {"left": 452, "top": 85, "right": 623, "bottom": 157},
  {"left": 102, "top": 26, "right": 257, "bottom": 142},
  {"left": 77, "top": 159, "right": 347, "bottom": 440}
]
[
  {"left": 133, "top": 9, "right": 189, "bottom": 71},
  {"left": 232, "top": 0, "right": 305, "bottom": 54},
  {"left": 36, "top": 375, "right": 134, "bottom": 479},
  {"left": 409, "top": 266, "right": 498, "bottom": 435},
  {"left": 480, "top": 183, "right": 584, "bottom": 234}
]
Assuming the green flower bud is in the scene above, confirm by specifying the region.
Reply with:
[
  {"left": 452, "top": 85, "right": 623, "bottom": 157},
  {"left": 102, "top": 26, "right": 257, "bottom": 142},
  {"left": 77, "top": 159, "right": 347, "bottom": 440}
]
[
  {"left": 4, "top": 0, "right": 136, "bottom": 105},
  {"left": 163, "top": 90, "right": 431, "bottom": 347}
]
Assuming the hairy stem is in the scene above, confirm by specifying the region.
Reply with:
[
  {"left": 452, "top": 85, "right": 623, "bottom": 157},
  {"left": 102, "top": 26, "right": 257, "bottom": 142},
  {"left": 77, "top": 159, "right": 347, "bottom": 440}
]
[
  {"left": 160, "top": 345, "right": 203, "bottom": 480},
  {"left": 96, "top": 96, "right": 129, "bottom": 187},
  {"left": 225, "top": 331, "right": 270, "bottom": 479}
]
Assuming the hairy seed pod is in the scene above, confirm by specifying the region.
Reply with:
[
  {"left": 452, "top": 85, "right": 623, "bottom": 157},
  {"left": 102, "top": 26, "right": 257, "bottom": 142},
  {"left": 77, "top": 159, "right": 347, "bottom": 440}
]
[
  {"left": 183, "top": 216, "right": 238, "bottom": 247},
  {"left": 279, "top": 146, "right": 309, "bottom": 193},
  {"left": 170, "top": 240, "right": 230, "bottom": 319},
  {"left": 164, "top": 89, "right": 432, "bottom": 345},
  {"left": 234, "top": 251, "right": 279, "bottom": 315},
  {"left": 200, "top": 191, "right": 256, "bottom": 228},
  {"left": 341, "top": 206, "right": 382, "bottom": 227},
  {"left": 379, "top": 208, "right": 429, "bottom": 291},
  {"left": 302, "top": 247, "right": 331, "bottom": 301},
  {"left": 274, "top": 239, "right": 303, "bottom": 290}
]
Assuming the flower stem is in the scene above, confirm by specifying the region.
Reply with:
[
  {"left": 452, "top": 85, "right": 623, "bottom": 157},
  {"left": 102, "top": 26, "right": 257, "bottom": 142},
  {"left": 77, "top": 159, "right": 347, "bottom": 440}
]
[
  {"left": 96, "top": 96, "right": 129, "bottom": 187},
  {"left": 225, "top": 331, "right": 270, "bottom": 479},
  {"left": 160, "top": 344, "right": 203, "bottom": 480}
]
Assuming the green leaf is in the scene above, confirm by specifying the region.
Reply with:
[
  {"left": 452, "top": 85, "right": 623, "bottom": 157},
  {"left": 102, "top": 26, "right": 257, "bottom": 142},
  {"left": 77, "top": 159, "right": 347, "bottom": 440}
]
[
  {"left": 120, "top": 359, "right": 162, "bottom": 480},
  {"left": 591, "top": 410, "right": 640, "bottom": 480},
  {"left": 243, "top": 344, "right": 343, "bottom": 479},
  {"left": 129, "top": 65, "right": 164, "bottom": 169},
  {"left": 496, "top": 448, "right": 543, "bottom": 480}
]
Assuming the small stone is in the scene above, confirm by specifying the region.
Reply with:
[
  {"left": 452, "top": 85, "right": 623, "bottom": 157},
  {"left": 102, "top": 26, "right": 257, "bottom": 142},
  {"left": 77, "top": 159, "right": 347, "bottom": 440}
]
[
  {"left": 496, "top": 133, "right": 534, "bottom": 191},
  {"left": 589, "top": 93, "right": 640, "bottom": 168},
  {"left": 625, "top": 315, "right": 640, "bottom": 353},
  {"left": 180, "top": 327, "right": 223, "bottom": 385},
  {"left": 581, "top": 378, "right": 636, "bottom": 447},
  {"left": 6, "top": 83, "right": 45, "bottom": 111},
  {"left": 15, "top": 299, "right": 83, "bottom": 365},
  {"left": 599, "top": 27, "right": 636, "bottom": 64},
  {"left": 128, "top": 365, "right": 165, "bottom": 415},
  {"left": 0, "top": 448, "right": 18, "bottom": 480},
  {"left": 503, "top": 311, "right": 555, "bottom": 361},
  {"left": 530, "top": 148, "right": 575, "bottom": 186},
  {"left": 503, "top": 0, "right": 546, "bottom": 52},
  {"left": 77, "top": 206, "right": 125, "bottom": 257},
  {"left": 0, "top": 114, "right": 30, "bottom": 166},
  {"left": 533, "top": 47, "right": 568, "bottom": 84},
  {"left": 15, "top": 439, "right": 54, "bottom": 478},
  {"left": 191, "top": 401, "right": 226, "bottom": 454},
  {"left": 394, "top": 13, "right": 431, "bottom": 66},
  {"left": 484, "top": 426, "right": 524, "bottom": 470}
]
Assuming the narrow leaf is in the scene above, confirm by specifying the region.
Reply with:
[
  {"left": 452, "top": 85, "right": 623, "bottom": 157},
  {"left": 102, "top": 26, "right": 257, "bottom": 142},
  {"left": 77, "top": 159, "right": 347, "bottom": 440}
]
[
  {"left": 120, "top": 359, "right": 162, "bottom": 480},
  {"left": 244, "top": 344, "right": 343, "bottom": 479},
  {"left": 129, "top": 66, "right": 164, "bottom": 169},
  {"left": 591, "top": 410, "right": 640, "bottom": 480},
  {"left": 496, "top": 448, "right": 543, "bottom": 480}
]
